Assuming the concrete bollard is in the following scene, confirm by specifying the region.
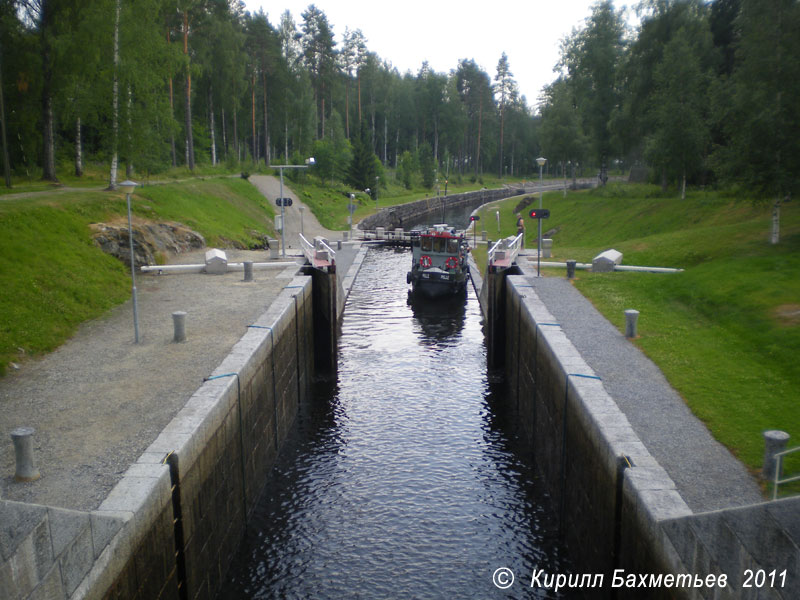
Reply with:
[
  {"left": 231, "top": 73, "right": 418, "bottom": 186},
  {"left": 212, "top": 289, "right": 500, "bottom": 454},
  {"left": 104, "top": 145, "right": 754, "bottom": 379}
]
[
  {"left": 566, "top": 260, "right": 577, "bottom": 279},
  {"left": 625, "top": 309, "right": 639, "bottom": 338},
  {"left": 763, "top": 430, "right": 790, "bottom": 479},
  {"left": 243, "top": 261, "right": 254, "bottom": 282},
  {"left": 482, "top": 230, "right": 487, "bottom": 242},
  {"left": 269, "top": 240, "right": 279, "bottom": 260},
  {"left": 542, "top": 239, "right": 553, "bottom": 258},
  {"left": 172, "top": 311, "right": 187, "bottom": 343},
  {"left": 11, "top": 427, "right": 40, "bottom": 482}
]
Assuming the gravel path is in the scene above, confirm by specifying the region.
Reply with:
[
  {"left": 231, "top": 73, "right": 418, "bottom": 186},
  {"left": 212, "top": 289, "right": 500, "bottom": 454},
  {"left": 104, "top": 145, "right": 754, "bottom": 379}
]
[
  {"left": 518, "top": 258, "right": 764, "bottom": 513},
  {"left": 0, "top": 174, "right": 357, "bottom": 511},
  {"left": 0, "top": 250, "right": 302, "bottom": 510}
]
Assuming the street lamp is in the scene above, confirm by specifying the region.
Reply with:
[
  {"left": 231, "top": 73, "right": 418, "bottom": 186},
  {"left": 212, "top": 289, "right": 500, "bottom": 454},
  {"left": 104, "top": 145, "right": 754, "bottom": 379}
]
[
  {"left": 536, "top": 157, "right": 547, "bottom": 277},
  {"left": 120, "top": 180, "right": 140, "bottom": 343},
  {"left": 275, "top": 157, "right": 315, "bottom": 257}
]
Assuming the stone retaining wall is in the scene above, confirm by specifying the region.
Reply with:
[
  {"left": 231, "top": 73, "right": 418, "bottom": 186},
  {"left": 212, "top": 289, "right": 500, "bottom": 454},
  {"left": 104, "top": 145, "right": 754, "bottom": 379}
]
[{"left": 358, "top": 187, "right": 526, "bottom": 230}]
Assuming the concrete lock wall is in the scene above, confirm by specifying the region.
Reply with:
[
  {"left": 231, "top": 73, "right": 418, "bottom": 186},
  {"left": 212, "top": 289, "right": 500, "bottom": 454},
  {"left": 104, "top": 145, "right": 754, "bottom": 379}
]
[
  {"left": 500, "top": 275, "right": 691, "bottom": 585},
  {"left": 487, "top": 271, "right": 800, "bottom": 598},
  {"left": 358, "top": 187, "right": 526, "bottom": 231},
  {"left": 0, "top": 273, "right": 322, "bottom": 600}
]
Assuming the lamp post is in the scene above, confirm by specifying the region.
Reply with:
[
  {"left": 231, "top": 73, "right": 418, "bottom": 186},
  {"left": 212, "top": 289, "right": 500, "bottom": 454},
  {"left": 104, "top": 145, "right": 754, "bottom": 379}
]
[
  {"left": 120, "top": 180, "right": 140, "bottom": 343},
  {"left": 276, "top": 157, "right": 315, "bottom": 257},
  {"left": 536, "top": 157, "right": 547, "bottom": 277}
]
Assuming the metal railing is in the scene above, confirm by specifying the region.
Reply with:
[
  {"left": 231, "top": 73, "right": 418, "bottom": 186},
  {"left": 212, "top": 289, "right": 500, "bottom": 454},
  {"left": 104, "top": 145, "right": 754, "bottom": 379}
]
[
  {"left": 488, "top": 233, "right": 523, "bottom": 267},
  {"left": 299, "top": 233, "right": 336, "bottom": 268},
  {"left": 773, "top": 446, "right": 800, "bottom": 500}
]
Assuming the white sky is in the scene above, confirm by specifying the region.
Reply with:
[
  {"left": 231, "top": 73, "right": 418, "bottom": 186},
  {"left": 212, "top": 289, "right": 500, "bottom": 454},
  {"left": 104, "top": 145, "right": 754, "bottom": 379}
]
[{"left": 245, "top": 0, "right": 639, "bottom": 108}]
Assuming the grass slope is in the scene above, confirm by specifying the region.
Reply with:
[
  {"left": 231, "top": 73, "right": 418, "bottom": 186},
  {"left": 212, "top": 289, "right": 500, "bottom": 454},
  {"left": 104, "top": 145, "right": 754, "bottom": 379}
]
[{"left": 0, "top": 177, "right": 275, "bottom": 375}]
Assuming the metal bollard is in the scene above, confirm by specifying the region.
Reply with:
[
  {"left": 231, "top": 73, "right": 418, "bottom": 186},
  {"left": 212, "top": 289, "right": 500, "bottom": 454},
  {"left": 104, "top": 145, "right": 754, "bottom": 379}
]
[
  {"left": 172, "top": 311, "right": 187, "bottom": 343},
  {"left": 625, "top": 309, "right": 639, "bottom": 338},
  {"left": 12, "top": 427, "right": 40, "bottom": 482},
  {"left": 566, "top": 260, "right": 576, "bottom": 279},
  {"left": 337, "top": 240, "right": 342, "bottom": 250},
  {"left": 763, "top": 430, "right": 790, "bottom": 480},
  {"left": 243, "top": 261, "right": 254, "bottom": 282}
]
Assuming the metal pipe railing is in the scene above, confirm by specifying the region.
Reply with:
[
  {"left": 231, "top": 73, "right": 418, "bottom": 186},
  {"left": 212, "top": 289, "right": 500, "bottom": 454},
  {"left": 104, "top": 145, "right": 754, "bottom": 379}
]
[{"left": 773, "top": 446, "right": 800, "bottom": 500}]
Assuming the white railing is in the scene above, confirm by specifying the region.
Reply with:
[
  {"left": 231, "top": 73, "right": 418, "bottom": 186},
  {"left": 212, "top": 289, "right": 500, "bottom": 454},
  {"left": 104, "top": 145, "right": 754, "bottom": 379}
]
[
  {"left": 488, "top": 233, "right": 523, "bottom": 266},
  {"left": 299, "top": 233, "right": 336, "bottom": 267},
  {"left": 773, "top": 446, "right": 800, "bottom": 500}
]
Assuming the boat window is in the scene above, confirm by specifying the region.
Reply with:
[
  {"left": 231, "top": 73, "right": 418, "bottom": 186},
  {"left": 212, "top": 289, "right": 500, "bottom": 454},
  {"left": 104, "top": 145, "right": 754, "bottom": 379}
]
[
  {"left": 421, "top": 237, "right": 432, "bottom": 251},
  {"left": 432, "top": 238, "right": 446, "bottom": 252},
  {"left": 447, "top": 238, "right": 459, "bottom": 253}
]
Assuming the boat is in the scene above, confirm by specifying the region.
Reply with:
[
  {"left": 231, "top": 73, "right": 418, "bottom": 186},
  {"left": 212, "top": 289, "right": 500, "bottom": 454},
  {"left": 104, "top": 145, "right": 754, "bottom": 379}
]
[{"left": 406, "top": 224, "right": 470, "bottom": 298}]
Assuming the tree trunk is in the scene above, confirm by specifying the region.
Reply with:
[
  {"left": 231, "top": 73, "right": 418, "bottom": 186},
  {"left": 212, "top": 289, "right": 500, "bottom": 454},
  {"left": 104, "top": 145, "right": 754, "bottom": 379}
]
[
  {"left": 475, "top": 96, "right": 482, "bottom": 177},
  {"left": 681, "top": 170, "right": 686, "bottom": 201},
  {"left": 183, "top": 11, "right": 195, "bottom": 171},
  {"left": 166, "top": 27, "right": 176, "bottom": 167},
  {"left": 268, "top": 71, "right": 272, "bottom": 166},
  {"left": 40, "top": 0, "right": 57, "bottom": 182},
  {"left": 251, "top": 73, "right": 256, "bottom": 165},
  {"left": 208, "top": 85, "right": 216, "bottom": 166},
  {"left": 771, "top": 197, "right": 781, "bottom": 244},
  {"left": 73, "top": 118, "right": 83, "bottom": 177},
  {"left": 499, "top": 106, "right": 504, "bottom": 179},
  {"left": 221, "top": 107, "right": 227, "bottom": 160},
  {"left": 108, "top": 0, "right": 121, "bottom": 189},
  {"left": 125, "top": 85, "right": 133, "bottom": 178},
  {"left": 0, "top": 46, "right": 11, "bottom": 188}
]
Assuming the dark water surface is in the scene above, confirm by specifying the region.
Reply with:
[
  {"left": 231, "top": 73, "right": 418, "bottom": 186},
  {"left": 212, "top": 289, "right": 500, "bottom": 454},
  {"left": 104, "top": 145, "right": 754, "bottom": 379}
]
[{"left": 219, "top": 247, "right": 570, "bottom": 599}]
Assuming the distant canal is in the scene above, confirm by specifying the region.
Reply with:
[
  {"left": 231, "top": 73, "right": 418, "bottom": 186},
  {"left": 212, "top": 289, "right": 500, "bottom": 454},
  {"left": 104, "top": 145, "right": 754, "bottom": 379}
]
[{"left": 219, "top": 247, "right": 572, "bottom": 599}]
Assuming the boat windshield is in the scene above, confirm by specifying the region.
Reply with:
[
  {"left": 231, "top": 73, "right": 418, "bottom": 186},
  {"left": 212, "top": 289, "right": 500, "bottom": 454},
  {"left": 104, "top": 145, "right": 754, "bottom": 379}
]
[{"left": 421, "top": 235, "right": 459, "bottom": 253}]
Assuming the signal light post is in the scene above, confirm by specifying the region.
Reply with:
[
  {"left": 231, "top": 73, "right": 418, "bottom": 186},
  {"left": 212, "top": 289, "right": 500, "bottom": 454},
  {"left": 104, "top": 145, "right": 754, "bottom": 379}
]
[
  {"left": 529, "top": 207, "right": 550, "bottom": 277},
  {"left": 275, "top": 157, "right": 315, "bottom": 257}
]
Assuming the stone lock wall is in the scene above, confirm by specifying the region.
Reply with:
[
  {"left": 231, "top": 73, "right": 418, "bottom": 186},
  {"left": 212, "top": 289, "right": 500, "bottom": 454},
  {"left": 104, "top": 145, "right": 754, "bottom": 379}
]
[
  {"left": 9, "top": 273, "right": 320, "bottom": 600},
  {"left": 485, "top": 270, "right": 800, "bottom": 598}
]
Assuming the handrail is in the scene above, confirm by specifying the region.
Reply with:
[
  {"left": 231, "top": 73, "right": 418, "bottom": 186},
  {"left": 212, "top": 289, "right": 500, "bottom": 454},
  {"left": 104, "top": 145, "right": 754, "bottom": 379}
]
[
  {"left": 298, "top": 233, "right": 336, "bottom": 269},
  {"left": 488, "top": 233, "right": 523, "bottom": 267},
  {"left": 773, "top": 446, "right": 800, "bottom": 500}
]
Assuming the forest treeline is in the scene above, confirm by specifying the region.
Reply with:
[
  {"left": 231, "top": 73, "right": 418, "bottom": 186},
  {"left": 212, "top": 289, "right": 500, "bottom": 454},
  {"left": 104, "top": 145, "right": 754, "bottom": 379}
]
[{"left": 0, "top": 0, "right": 798, "bottom": 203}]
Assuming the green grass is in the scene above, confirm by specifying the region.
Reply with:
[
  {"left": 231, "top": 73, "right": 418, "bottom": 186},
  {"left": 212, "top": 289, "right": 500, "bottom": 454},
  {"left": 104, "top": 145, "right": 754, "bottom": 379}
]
[
  {"left": 484, "top": 183, "right": 800, "bottom": 489},
  {"left": 0, "top": 177, "right": 276, "bottom": 376}
]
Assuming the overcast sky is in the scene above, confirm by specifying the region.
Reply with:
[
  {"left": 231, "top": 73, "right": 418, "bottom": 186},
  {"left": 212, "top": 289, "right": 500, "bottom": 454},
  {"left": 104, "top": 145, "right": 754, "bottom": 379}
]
[{"left": 244, "top": 0, "right": 638, "bottom": 107}]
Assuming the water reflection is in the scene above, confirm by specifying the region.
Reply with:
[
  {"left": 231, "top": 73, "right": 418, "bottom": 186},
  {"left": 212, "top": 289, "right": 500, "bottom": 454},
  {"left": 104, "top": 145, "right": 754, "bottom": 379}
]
[
  {"left": 408, "top": 292, "right": 467, "bottom": 345},
  {"left": 219, "top": 247, "right": 569, "bottom": 599}
]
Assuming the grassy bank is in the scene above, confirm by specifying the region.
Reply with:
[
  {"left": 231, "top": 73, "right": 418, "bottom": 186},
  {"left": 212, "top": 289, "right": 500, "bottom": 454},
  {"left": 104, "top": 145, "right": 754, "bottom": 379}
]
[
  {"left": 0, "top": 177, "right": 275, "bottom": 375},
  {"left": 480, "top": 184, "right": 799, "bottom": 483}
]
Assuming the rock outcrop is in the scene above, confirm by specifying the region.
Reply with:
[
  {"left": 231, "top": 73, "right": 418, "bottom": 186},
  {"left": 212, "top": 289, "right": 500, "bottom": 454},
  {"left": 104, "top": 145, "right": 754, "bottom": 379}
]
[{"left": 91, "top": 221, "right": 205, "bottom": 268}]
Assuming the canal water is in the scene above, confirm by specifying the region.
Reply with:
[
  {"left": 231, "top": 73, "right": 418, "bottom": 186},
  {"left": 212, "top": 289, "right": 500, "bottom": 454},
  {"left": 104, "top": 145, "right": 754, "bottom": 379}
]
[{"left": 219, "top": 247, "right": 571, "bottom": 599}]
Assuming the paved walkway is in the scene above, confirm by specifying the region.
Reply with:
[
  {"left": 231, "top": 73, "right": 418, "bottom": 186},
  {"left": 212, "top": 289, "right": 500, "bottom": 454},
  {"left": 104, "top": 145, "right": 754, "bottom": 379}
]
[
  {"left": 0, "top": 177, "right": 356, "bottom": 511},
  {"left": 516, "top": 256, "right": 764, "bottom": 513}
]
